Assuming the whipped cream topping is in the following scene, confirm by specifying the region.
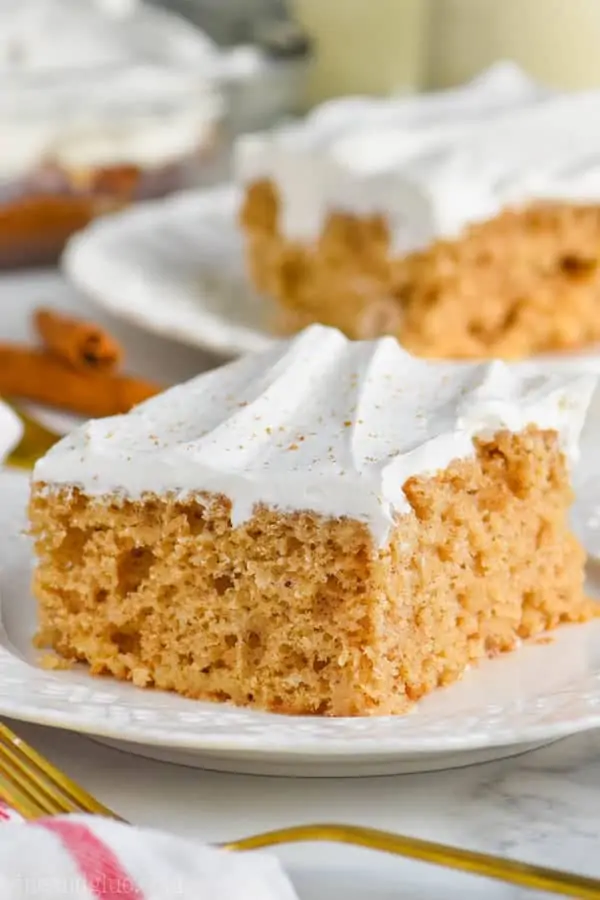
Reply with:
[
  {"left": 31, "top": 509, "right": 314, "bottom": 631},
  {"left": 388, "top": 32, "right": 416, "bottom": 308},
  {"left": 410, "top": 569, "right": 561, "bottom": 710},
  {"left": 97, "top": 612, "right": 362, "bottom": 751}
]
[
  {"left": 34, "top": 325, "right": 596, "bottom": 546},
  {"left": 0, "top": 0, "right": 222, "bottom": 179},
  {"left": 0, "top": 402, "right": 23, "bottom": 464},
  {"left": 235, "top": 63, "right": 600, "bottom": 251}
]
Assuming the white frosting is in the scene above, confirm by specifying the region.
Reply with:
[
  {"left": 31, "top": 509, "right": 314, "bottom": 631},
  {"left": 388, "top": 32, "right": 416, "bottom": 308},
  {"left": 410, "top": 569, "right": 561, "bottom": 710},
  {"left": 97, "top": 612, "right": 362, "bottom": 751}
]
[
  {"left": 0, "top": 0, "right": 222, "bottom": 178},
  {"left": 235, "top": 63, "right": 600, "bottom": 251},
  {"left": 0, "top": 402, "right": 23, "bottom": 464},
  {"left": 34, "top": 325, "right": 596, "bottom": 546}
]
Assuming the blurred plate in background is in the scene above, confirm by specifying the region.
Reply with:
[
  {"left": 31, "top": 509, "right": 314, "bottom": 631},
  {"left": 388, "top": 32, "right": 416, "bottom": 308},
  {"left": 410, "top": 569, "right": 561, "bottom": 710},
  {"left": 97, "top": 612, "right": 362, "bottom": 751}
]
[{"left": 62, "top": 185, "right": 275, "bottom": 358}]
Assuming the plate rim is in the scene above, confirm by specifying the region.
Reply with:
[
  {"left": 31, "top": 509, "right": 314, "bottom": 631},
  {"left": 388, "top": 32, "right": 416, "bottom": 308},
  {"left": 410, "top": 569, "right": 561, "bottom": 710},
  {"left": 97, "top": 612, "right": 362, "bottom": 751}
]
[
  {"left": 61, "top": 184, "right": 276, "bottom": 359},
  {"left": 0, "top": 680, "right": 598, "bottom": 759},
  {"left": 1, "top": 626, "right": 600, "bottom": 760}
]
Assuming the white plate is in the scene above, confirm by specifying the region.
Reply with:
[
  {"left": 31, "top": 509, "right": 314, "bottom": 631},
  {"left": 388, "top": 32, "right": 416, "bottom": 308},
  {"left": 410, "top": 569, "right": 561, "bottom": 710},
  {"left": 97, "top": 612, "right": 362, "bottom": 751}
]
[
  {"left": 62, "top": 185, "right": 274, "bottom": 359},
  {"left": 2, "top": 443, "right": 600, "bottom": 777},
  {"left": 62, "top": 184, "right": 600, "bottom": 371}
]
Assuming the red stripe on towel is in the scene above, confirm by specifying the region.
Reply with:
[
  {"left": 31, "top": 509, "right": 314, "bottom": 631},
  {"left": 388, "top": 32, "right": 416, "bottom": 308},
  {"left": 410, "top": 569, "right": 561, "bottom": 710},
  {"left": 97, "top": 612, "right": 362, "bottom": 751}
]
[{"left": 38, "top": 818, "right": 143, "bottom": 899}]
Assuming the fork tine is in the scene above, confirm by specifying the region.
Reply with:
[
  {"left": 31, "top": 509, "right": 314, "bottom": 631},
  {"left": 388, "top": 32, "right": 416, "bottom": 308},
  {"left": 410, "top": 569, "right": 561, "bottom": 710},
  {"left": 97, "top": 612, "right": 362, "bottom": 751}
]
[
  {"left": 0, "top": 766, "right": 49, "bottom": 820},
  {"left": 0, "top": 724, "right": 120, "bottom": 819},
  {"left": 0, "top": 730, "right": 71, "bottom": 817}
]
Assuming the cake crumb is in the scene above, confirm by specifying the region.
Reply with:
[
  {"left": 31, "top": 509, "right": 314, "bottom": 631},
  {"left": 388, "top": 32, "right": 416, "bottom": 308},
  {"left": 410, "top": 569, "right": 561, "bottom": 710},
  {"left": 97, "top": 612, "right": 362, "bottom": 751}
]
[{"left": 39, "top": 653, "right": 74, "bottom": 671}]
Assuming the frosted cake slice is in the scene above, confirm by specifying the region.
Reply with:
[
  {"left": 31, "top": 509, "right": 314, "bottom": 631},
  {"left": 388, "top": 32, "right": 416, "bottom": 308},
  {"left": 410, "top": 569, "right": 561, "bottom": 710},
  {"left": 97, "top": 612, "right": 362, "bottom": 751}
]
[
  {"left": 30, "top": 325, "right": 597, "bottom": 716},
  {"left": 237, "top": 64, "right": 600, "bottom": 359}
]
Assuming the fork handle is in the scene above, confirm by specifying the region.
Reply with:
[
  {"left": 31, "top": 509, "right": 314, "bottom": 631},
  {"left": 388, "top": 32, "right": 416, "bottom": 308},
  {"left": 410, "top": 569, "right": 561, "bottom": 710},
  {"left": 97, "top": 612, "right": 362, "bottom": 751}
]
[{"left": 224, "top": 823, "right": 600, "bottom": 898}]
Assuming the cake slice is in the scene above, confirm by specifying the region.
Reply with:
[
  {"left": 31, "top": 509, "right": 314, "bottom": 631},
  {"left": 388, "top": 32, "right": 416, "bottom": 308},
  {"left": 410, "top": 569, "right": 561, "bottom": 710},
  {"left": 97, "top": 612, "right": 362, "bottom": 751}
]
[
  {"left": 237, "top": 66, "right": 600, "bottom": 359},
  {"left": 30, "top": 325, "right": 597, "bottom": 716}
]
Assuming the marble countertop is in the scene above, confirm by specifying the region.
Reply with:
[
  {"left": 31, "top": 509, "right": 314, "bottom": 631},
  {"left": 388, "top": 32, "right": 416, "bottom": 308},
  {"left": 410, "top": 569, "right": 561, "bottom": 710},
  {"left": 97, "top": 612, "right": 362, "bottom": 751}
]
[{"left": 2, "top": 270, "right": 600, "bottom": 899}]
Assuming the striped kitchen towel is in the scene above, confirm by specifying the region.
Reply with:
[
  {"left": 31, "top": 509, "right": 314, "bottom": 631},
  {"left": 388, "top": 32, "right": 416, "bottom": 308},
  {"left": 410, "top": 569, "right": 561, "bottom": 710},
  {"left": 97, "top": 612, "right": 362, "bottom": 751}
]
[{"left": 0, "top": 801, "right": 297, "bottom": 899}]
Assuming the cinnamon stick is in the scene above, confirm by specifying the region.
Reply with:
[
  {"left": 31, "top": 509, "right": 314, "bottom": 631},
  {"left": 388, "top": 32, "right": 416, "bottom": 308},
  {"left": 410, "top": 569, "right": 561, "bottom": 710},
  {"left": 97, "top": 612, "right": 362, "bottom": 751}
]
[
  {"left": 34, "top": 308, "right": 123, "bottom": 373},
  {"left": 0, "top": 345, "right": 160, "bottom": 418}
]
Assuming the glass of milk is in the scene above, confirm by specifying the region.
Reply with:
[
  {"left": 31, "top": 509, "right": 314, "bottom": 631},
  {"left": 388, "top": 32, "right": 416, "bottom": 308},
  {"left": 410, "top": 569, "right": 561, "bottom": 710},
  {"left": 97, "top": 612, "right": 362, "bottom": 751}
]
[
  {"left": 429, "top": 0, "right": 600, "bottom": 90},
  {"left": 291, "top": 0, "right": 428, "bottom": 106}
]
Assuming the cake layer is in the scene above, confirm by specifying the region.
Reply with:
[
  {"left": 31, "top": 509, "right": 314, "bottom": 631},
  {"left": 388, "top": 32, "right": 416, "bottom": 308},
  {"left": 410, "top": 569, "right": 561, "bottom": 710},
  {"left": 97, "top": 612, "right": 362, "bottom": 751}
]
[
  {"left": 243, "top": 189, "right": 600, "bottom": 359},
  {"left": 30, "top": 428, "right": 595, "bottom": 716},
  {"left": 32, "top": 325, "right": 596, "bottom": 545}
]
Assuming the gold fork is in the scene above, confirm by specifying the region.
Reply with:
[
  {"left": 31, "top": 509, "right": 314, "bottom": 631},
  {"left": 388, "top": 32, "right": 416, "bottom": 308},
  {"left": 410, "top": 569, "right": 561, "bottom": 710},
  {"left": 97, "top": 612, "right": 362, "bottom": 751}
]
[{"left": 0, "top": 725, "right": 599, "bottom": 898}]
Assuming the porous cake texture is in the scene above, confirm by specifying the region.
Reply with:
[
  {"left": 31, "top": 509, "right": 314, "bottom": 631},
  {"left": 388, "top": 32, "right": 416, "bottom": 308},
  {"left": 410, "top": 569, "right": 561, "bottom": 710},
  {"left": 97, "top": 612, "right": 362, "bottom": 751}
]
[
  {"left": 242, "top": 188, "right": 600, "bottom": 360},
  {"left": 30, "top": 326, "right": 597, "bottom": 716},
  {"left": 236, "top": 66, "right": 600, "bottom": 360}
]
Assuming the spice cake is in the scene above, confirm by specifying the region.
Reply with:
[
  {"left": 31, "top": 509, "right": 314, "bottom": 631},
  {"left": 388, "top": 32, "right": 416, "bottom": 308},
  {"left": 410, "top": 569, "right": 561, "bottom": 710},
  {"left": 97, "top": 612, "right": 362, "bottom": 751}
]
[
  {"left": 0, "top": 0, "right": 221, "bottom": 267},
  {"left": 30, "top": 325, "right": 597, "bottom": 716},
  {"left": 237, "top": 65, "right": 600, "bottom": 360}
]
